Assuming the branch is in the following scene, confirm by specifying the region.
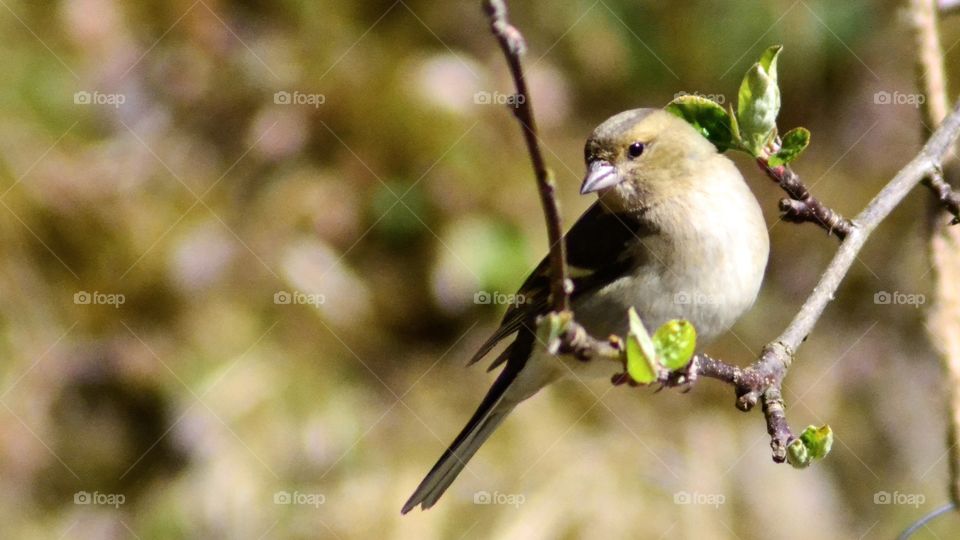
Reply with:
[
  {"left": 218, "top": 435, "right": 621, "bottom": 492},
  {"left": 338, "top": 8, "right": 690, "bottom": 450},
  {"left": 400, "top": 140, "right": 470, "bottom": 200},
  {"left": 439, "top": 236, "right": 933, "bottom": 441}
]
[
  {"left": 911, "top": 0, "right": 960, "bottom": 515},
  {"left": 483, "top": 0, "right": 570, "bottom": 311},
  {"left": 924, "top": 168, "right": 960, "bottom": 224},
  {"left": 739, "top": 98, "right": 960, "bottom": 458},
  {"left": 916, "top": 1, "right": 950, "bottom": 127},
  {"left": 759, "top": 160, "right": 855, "bottom": 239},
  {"left": 912, "top": 0, "right": 960, "bottom": 219}
]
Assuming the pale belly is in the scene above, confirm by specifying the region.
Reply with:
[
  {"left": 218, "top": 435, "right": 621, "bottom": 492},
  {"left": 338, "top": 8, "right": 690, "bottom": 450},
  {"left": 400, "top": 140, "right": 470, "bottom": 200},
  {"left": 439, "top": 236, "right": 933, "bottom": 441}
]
[{"left": 560, "top": 248, "right": 765, "bottom": 379}]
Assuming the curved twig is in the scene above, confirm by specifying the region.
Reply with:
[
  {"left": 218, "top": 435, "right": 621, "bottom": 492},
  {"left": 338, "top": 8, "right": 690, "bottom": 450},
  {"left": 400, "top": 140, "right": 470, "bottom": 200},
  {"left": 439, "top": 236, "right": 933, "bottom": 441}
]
[{"left": 483, "top": 0, "right": 570, "bottom": 311}]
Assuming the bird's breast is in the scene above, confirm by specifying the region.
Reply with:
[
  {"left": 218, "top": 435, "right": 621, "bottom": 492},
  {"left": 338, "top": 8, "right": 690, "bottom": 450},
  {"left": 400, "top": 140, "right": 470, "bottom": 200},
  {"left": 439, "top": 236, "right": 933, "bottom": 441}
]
[{"left": 574, "top": 187, "right": 768, "bottom": 355}]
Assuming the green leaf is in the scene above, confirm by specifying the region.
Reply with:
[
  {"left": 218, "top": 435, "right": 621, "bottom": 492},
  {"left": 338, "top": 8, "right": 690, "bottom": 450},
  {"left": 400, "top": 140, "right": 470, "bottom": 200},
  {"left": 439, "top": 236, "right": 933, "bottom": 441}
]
[
  {"left": 786, "top": 439, "right": 810, "bottom": 468},
  {"left": 736, "top": 45, "right": 783, "bottom": 156},
  {"left": 727, "top": 102, "right": 741, "bottom": 145},
  {"left": 665, "top": 95, "right": 735, "bottom": 152},
  {"left": 625, "top": 308, "right": 658, "bottom": 384},
  {"left": 652, "top": 319, "right": 697, "bottom": 371},
  {"left": 757, "top": 44, "right": 782, "bottom": 74},
  {"left": 767, "top": 127, "right": 810, "bottom": 167},
  {"left": 799, "top": 424, "right": 833, "bottom": 460},
  {"left": 787, "top": 424, "right": 834, "bottom": 469}
]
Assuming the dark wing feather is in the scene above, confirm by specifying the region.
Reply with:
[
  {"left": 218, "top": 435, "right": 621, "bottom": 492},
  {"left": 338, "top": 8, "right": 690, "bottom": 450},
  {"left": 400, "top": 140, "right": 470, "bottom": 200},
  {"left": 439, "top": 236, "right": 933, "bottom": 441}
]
[{"left": 468, "top": 201, "right": 650, "bottom": 369}]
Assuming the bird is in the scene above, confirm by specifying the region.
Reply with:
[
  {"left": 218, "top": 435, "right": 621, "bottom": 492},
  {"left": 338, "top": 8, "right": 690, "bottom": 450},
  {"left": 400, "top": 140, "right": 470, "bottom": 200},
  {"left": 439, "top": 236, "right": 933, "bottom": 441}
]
[{"left": 401, "top": 108, "right": 769, "bottom": 513}]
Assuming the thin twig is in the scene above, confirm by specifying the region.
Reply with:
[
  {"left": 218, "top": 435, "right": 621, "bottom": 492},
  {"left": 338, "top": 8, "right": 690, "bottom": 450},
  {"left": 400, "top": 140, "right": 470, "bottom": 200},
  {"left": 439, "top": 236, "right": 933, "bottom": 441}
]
[
  {"left": 732, "top": 98, "right": 960, "bottom": 458},
  {"left": 898, "top": 503, "right": 957, "bottom": 540},
  {"left": 923, "top": 168, "right": 960, "bottom": 224},
  {"left": 483, "top": 0, "right": 570, "bottom": 311},
  {"left": 760, "top": 161, "right": 855, "bottom": 240}
]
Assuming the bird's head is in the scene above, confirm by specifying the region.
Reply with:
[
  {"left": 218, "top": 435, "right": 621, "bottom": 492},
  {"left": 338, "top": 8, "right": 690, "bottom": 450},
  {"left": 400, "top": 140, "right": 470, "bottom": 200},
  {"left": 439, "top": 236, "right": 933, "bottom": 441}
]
[{"left": 581, "top": 108, "right": 717, "bottom": 212}]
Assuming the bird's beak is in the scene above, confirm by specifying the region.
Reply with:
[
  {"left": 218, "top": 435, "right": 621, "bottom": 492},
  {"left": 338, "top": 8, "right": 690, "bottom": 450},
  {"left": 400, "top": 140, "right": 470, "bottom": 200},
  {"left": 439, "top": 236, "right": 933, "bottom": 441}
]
[{"left": 580, "top": 160, "right": 619, "bottom": 194}]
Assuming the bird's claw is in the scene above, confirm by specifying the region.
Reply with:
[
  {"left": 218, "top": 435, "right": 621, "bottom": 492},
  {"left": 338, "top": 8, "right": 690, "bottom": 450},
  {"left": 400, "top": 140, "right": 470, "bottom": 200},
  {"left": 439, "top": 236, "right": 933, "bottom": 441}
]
[
  {"left": 658, "top": 358, "right": 700, "bottom": 392},
  {"left": 613, "top": 356, "right": 700, "bottom": 391}
]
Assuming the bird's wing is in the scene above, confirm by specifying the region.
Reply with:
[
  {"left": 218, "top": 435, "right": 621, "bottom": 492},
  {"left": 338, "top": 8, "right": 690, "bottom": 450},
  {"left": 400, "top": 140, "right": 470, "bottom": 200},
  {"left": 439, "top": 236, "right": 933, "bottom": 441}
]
[
  {"left": 468, "top": 201, "right": 651, "bottom": 369},
  {"left": 404, "top": 202, "right": 651, "bottom": 514}
]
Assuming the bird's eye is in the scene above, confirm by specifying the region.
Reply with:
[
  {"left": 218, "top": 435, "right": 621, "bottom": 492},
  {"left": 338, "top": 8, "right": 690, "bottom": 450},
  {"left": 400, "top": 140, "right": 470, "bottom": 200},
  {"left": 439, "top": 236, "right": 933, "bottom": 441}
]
[{"left": 627, "top": 142, "right": 645, "bottom": 159}]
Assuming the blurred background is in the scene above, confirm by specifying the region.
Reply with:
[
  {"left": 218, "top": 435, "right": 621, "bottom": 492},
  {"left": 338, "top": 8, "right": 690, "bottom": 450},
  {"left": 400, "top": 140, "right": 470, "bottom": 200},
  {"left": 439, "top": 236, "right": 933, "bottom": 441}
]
[{"left": 0, "top": 0, "right": 958, "bottom": 538}]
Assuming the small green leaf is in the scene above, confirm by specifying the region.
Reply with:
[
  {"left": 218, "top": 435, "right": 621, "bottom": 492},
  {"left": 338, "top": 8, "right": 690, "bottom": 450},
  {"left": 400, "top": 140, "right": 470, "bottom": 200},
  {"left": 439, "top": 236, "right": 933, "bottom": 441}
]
[
  {"left": 736, "top": 45, "right": 783, "bottom": 156},
  {"left": 786, "top": 439, "right": 810, "bottom": 468},
  {"left": 768, "top": 127, "right": 810, "bottom": 166},
  {"left": 625, "top": 308, "right": 658, "bottom": 384},
  {"left": 653, "top": 319, "right": 697, "bottom": 371},
  {"left": 628, "top": 308, "right": 657, "bottom": 361},
  {"left": 727, "top": 102, "right": 741, "bottom": 145},
  {"left": 757, "top": 44, "right": 782, "bottom": 74},
  {"left": 665, "top": 95, "right": 734, "bottom": 152},
  {"left": 799, "top": 424, "right": 833, "bottom": 460},
  {"left": 787, "top": 424, "right": 834, "bottom": 469}
]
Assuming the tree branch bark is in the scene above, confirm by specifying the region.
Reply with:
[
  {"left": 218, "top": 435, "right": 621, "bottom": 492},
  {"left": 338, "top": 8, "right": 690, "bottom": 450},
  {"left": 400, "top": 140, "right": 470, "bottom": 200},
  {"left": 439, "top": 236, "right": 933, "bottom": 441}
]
[
  {"left": 483, "top": 0, "right": 570, "bottom": 312},
  {"left": 911, "top": 0, "right": 960, "bottom": 513},
  {"left": 759, "top": 161, "right": 855, "bottom": 240}
]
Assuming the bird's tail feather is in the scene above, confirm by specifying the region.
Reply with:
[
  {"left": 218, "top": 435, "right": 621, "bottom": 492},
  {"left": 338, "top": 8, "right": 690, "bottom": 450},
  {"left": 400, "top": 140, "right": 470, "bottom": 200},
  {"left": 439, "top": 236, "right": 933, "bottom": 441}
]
[{"left": 401, "top": 340, "right": 534, "bottom": 514}]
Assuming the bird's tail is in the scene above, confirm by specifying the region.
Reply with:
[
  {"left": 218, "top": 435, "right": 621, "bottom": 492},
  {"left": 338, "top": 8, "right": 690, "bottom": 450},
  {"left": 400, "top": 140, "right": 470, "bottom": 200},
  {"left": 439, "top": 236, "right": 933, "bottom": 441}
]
[{"left": 402, "top": 332, "right": 546, "bottom": 513}]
